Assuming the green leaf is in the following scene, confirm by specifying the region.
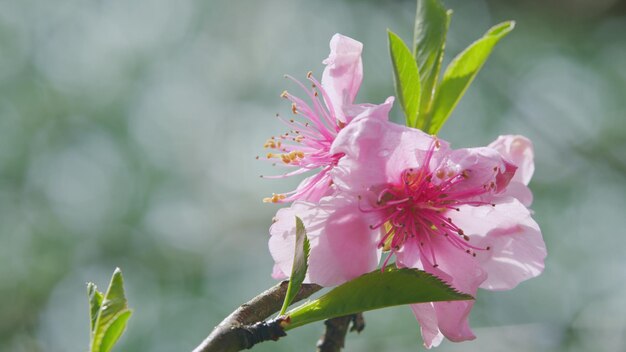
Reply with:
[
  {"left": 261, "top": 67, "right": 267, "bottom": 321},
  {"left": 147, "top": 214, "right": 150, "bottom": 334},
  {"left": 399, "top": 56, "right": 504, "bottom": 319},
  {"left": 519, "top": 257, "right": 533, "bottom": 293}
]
[
  {"left": 428, "top": 21, "right": 515, "bottom": 134},
  {"left": 388, "top": 30, "right": 421, "bottom": 128},
  {"left": 88, "top": 268, "right": 133, "bottom": 352},
  {"left": 87, "top": 282, "right": 104, "bottom": 334},
  {"left": 284, "top": 266, "right": 473, "bottom": 330},
  {"left": 279, "top": 217, "right": 310, "bottom": 315},
  {"left": 412, "top": 0, "right": 452, "bottom": 129},
  {"left": 98, "top": 311, "right": 132, "bottom": 352}
]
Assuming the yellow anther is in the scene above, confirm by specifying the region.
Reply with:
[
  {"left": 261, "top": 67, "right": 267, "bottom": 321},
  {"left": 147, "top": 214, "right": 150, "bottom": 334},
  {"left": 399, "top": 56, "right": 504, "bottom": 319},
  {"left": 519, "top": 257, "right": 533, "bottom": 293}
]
[
  {"left": 263, "top": 139, "right": 281, "bottom": 149},
  {"left": 267, "top": 150, "right": 306, "bottom": 164},
  {"left": 280, "top": 90, "right": 288, "bottom": 98},
  {"left": 280, "top": 150, "right": 304, "bottom": 162},
  {"left": 307, "top": 71, "right": 313, "bottom": 78},
  {"left": 263, "top": 193, "right": 286, "bottom": 203},
  {"left": 294, "top": 135, "right": 304, "bottom": 143}
]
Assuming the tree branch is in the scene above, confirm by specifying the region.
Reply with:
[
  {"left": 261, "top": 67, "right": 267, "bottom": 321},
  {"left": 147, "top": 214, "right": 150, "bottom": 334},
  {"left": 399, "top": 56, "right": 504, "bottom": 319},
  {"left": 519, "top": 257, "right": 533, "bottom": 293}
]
[
  {"left": 192, "top": 281, "right": 322, "bottom": 352},
  {"left": 316, "top": 313, "right": 365, "bottom": 352}
]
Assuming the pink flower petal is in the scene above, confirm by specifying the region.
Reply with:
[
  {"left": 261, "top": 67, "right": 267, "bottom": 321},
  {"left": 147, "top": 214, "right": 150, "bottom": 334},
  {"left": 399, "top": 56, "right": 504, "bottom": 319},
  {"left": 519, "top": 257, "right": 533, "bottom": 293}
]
[
  {"left": 394, "top": 236, "right": 423, "bottom": 270},
  {"left": 432, "top": 301, "right": 476, "bottom": 342},
  {"left": 322, "top": 34, "right": 363, "bottom": 123},
  {"left": 441, "top": 147, "right": 516, "bottom": 196},
  {"left": 271, "top": 263, "right": 287, "bottom": 280},
  {"left": 488, "top": 135, "right": 535, "bottom": 185},
  {"left": 449, "top": 197, "right": 546, "bottom": 290},
  {"left": 269, "top": 202, "right": 320, "bottom": 282},
  {"left": 342, "top": 96, "right": 395, "bottom": 122},
  {"left": 331, "top": 116, "right": 447, "bottom": 194},
  {"left": 410, "top": 303, "right": 444, "bottom": 348},
  {"left": 426, "top": 238, "right": 484, "bottom": 342},
  {"left": 269, "top": 195, "right": 381, "bottom": 287},
  {"left": 406, "top": 233, "right": 485, "bottom": 345},
  {"left": 488, "top": 135, "right": 536, "bottom": 206},
  {"left": 502, "top": 181, "right": 534, "bottom": 207},
  {"left": 307, "top": 197, "right": 382, "bottom": 286}
]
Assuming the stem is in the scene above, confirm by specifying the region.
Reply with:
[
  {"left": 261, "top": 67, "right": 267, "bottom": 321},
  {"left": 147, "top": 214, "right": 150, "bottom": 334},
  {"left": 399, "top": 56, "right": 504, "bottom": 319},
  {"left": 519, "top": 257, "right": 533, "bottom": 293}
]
[
  {"left": 192, "top": 281, "right": 322, "bottom": 352},
  {"left": 316, "top": 313, "right": 366, "bottom": 352}
]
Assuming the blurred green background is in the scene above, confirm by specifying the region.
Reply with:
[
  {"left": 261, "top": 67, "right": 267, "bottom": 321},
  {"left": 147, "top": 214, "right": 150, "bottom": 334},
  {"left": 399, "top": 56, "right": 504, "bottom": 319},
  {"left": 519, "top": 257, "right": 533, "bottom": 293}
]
[{"left": 1, "top": 0, "right": 625, "bottom": 351}]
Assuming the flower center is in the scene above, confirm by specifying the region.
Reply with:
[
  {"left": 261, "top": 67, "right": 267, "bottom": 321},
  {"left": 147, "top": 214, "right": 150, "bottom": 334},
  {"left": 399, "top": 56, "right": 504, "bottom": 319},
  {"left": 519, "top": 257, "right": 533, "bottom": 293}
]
[{"left": 361, "top": 140, "right": 493, "bottom": 267}]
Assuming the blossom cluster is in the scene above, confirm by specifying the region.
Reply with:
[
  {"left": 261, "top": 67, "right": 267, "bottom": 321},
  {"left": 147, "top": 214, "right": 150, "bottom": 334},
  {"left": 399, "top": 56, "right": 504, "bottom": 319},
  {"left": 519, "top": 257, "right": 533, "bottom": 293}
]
[{"left": 262, "top": 34, "right": 546, "bottom": 348}]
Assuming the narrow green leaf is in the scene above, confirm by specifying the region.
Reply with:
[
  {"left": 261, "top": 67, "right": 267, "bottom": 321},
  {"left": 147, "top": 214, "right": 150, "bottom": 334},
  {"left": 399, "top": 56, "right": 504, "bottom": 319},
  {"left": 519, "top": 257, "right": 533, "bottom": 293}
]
[
  {"left": 388, "top": 30, "right": 421, "bottom": 128},
  {"left": 90, "top": 268, "right": 132, "bottom": 352},
  {"left": 412, "top": 0, "right": 452, "bottom": 129},
  {"left": 284, "top": 266, "right": 473, "bottom": 330},
  {"left": 98, "top": 311, "right": 133, "bottom": 352},
  {"left": 87, "top": 282, "right": 104, "bottom": 334},
  {"left": 428, "top": 21, "right": 515, "bottom": 134},
  {"left": 279, "top": 217, "right": 310, "bottom": 315}
]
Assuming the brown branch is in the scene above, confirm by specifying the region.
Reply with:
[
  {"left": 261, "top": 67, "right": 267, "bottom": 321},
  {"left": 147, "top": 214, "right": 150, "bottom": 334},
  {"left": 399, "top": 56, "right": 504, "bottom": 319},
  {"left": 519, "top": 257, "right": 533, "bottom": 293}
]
[
  {"left": 192, "top": 281, "right": 322, "bottom": 352},
  {"left": 316, "top": 313, "right": 365, "bottom": 352}
]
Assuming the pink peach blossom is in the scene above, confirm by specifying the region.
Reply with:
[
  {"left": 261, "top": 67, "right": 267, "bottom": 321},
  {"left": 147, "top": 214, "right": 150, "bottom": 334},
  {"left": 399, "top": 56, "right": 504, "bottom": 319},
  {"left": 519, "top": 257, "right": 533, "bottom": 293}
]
[
  {"left": 269, "top": 115, "right": 546, "bottom": 348},
  {"left": 261, "top": 34, "right": 393, "bottom": 204}
]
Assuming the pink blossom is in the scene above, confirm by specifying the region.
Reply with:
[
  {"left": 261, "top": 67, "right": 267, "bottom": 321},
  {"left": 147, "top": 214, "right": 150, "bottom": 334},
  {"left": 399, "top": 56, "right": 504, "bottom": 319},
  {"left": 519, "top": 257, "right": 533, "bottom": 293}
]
[
  {"left": 269, "top": 115, "right": 546, "bottom": 347},
  {"left": 261, "top": 34, "right": 393, "bottom": 204}
]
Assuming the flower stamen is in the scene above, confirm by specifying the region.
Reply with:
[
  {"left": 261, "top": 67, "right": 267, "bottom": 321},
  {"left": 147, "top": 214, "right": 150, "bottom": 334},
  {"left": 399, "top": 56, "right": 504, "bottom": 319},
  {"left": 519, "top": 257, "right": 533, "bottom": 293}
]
[
  {"left": 362, "top": 138, "right": 497, "bottom": 264},
  {"left": 263, "top": 193, "right": 286, "bottom": 203}
]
